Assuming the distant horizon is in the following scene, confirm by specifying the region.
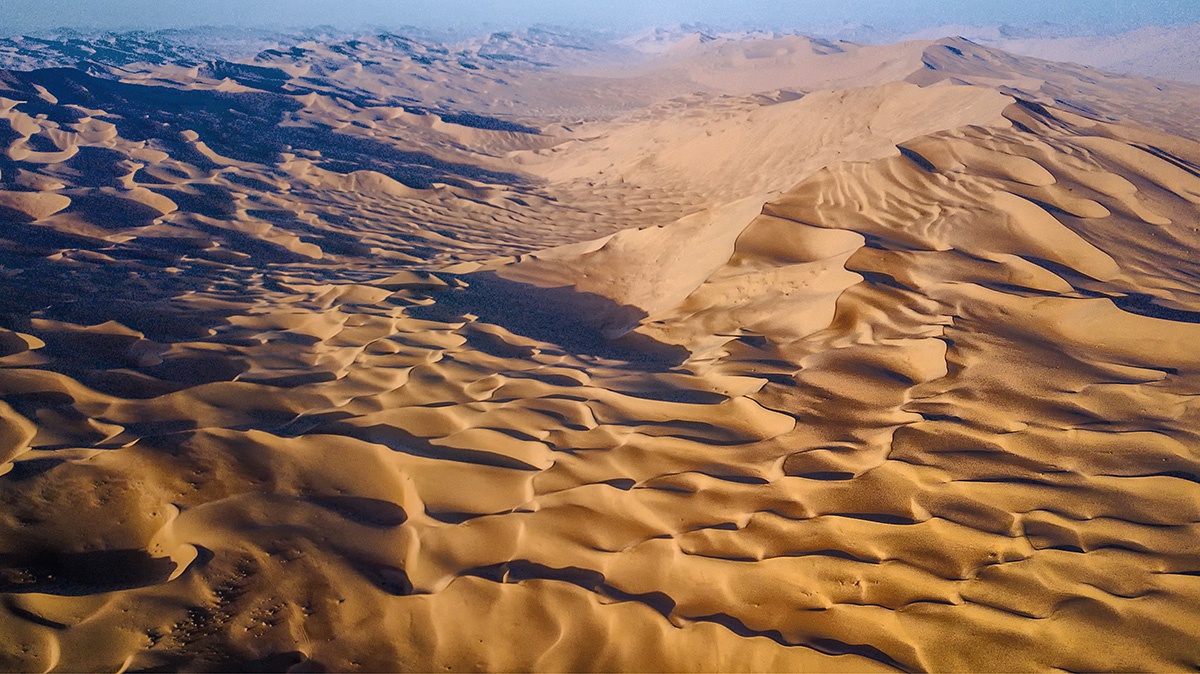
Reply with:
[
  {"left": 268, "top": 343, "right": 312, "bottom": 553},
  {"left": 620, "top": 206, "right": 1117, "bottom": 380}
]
[{"left": 2, "top": 0, "right": 1198, "bottom": 37}]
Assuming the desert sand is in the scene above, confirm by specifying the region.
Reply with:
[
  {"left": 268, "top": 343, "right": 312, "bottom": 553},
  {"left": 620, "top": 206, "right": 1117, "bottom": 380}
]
[
  {"left": 0, "top": 25, "right": 1198, "bottom": 672},
  {"left": 897, "top": 23, "right": 1200, "bottom": 86}
]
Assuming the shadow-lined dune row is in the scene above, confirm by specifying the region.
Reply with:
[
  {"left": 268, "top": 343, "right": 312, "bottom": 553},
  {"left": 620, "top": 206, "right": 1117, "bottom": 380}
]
[{"left": 0, "top": 27, "right": 1198, "bottom": 672}]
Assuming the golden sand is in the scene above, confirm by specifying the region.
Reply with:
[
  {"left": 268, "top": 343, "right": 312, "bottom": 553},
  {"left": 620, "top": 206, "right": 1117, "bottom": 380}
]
[{"left": 0, "top": 32, "right": 1198, "bottom": 671}]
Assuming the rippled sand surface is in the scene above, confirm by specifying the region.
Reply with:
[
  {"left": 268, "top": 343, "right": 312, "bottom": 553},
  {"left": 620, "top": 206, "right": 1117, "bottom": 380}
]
[{"left": 0, "top": 31, "right": 1199, "bottom": 672}]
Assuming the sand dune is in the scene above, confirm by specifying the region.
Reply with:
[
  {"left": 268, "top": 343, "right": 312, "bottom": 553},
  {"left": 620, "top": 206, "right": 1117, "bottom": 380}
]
[
  {"left": 0, "top": 23, "right": 1198, "bottom": 672},
  {"left": 899, "top": 23, "right": 1200, "bottom": 86},
  {"left": 580, "top": 34, "right": 931, "bottom": 96}
]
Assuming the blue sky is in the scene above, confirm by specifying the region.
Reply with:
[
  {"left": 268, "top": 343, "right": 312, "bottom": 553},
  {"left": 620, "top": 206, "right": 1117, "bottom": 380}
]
[{"left": 2, "top": 0, "right": 1196, "bottom": 34}]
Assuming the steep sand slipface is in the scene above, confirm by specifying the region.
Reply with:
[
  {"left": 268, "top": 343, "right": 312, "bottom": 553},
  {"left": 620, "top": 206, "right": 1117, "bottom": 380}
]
[{"left": 0, "top": 29, "right": 1199, "bottom": 672}]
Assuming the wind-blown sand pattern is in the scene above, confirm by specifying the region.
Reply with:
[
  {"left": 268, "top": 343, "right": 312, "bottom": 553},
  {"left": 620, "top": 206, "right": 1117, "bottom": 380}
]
[{"left": 0, "top": 28, "right": 1198, "bottom": 672}]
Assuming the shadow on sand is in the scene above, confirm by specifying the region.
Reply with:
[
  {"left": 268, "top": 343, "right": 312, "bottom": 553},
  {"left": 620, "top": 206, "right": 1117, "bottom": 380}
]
[{"left": 411, "top": 272, "right": 689, "bottom": 368}]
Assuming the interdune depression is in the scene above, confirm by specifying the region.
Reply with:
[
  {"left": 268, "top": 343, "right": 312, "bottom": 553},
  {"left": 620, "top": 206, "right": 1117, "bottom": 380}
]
[{"left": 0, "top": 27, "right": 1198, "bottom": 672}]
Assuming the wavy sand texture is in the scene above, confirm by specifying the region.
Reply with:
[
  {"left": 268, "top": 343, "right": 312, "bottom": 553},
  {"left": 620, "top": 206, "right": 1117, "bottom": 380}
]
[{"left": 0, "top": 29, "right": 1198, "bottom": 673}]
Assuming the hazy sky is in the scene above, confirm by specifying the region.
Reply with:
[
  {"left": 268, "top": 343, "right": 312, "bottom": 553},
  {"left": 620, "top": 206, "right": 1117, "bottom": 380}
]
[{"left": 3, "top": 0, "right": 1197, "bottom": 34}]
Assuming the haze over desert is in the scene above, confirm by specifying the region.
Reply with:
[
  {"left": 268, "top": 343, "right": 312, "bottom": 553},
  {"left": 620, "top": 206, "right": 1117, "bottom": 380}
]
[{"left": 0, "top": 1, "right": 1198, "bottom": 671}]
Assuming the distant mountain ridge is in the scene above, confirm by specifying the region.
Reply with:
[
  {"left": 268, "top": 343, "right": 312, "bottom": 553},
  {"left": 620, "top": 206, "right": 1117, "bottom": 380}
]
[{"left": 3, "top": 22, "right": 1197, "bottom": 86}]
